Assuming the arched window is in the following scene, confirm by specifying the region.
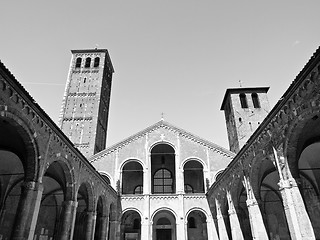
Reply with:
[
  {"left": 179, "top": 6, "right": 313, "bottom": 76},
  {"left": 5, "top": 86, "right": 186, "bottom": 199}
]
[
  {"left": 151, "top": 144, "right": 175, "bottom": 194},
  {"left": 94, "top": 57, "right": 100, "bottom": 67},
  {"left": 101, "top": 174, "right": 111, "bottom": 184},
  {"left": 252, "top": 93, "right": 260, "bottom": 108},
  {"left": 153, "top": 168, "right": 173, "bottom": 194},
  {"left": 239, "top": 93, "right": 248, "bottom": 108},
  {"left": 184, "top": 161, "right": 204, "bottom": 193},
  {"left": 188, "top": 217, "right": 196, "bottom": 228},
  {"left": 85, "top": 57, "right": 91, "bottom": 68},
  {"left": 122, "top": 161, "right": 143, "bottom": 194},
  {"left": 75, "top": 57, "right": 82, "bottom": 68}
]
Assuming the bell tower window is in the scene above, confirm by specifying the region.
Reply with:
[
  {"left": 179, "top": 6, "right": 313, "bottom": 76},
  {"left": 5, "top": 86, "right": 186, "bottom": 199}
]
[
  {"left": 75, "top": 57, "right": 82, "bottom": 68},
  {"left": 252, "top": 93, "right": 260, "bottom": 108},
  {"left": 94, "top": 57, "right": 100, "bottom": 67},
  {"left": 239, "top": 93, "right": 248, "bottom": 108},
  {"left": 85, "top": 57, "right": 91, "bottom": 68}
]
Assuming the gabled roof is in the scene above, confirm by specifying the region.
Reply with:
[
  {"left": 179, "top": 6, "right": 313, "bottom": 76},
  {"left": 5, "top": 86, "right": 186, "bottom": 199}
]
[{"left": 90, "top": 120, "right": 235, "bottom": 162}]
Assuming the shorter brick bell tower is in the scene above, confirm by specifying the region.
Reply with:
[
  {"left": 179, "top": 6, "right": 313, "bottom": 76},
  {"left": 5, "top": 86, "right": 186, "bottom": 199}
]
[{"left": 221, "top": 87, "right": 270, "bottom": 153}]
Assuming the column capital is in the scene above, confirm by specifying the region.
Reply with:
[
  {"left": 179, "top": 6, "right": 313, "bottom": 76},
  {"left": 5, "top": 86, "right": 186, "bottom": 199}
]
[
  {"left": 246, "top": 198, "right": 258, "bottom": 207},
  {"left": 278, "top": 178, "right": 298, "bottom": 190},
  {"left": 21, "top": 181, "right": 43, "bottom": 191},
  {"left": 228, "top": 208, "right": 236, "bottom": 215}
]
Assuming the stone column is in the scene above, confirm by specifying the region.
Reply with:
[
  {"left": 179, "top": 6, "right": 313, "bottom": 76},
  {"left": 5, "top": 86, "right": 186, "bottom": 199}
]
[
  {"left": 108, "top": 219, "right": 118, "bottom": 240},
  {"left": 12, "top": 181, "right": 43, "bottom": 240},
  {"left": 215, "top": 198, "right": 229, "bottom": 240},
  {"left": 85, "top": 211, "right": 96, "bottom": 240},
  {"left": 97, "top": 215, "right": 109, "bottom": 240},
  {"left": 279, "top": 178, "right": 315, "bottom": 239},
  {"left": 242, "top": 176, "right": 268, "bottom": 240},
  {"left": 57, "top": 200, "right": 77, "bottom": 240},
  {"left": 272, "top": 147, "right": 315, "bottom": 239},
  {"left": 227, "top": 191, "right": 244, "bottom": 240},
  {"left": 246, "top": 198, "right": 268, "bottom": 240}
]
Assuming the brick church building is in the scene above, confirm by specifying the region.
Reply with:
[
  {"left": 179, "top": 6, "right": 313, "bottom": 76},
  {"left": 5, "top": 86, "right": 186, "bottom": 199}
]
[{"left": 0, "top": 47, "right": 320, "bottom": 240}]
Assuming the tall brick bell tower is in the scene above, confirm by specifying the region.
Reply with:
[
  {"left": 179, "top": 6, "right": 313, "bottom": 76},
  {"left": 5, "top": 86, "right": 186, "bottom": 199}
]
[
  {"left": 59, "top": 49, "right": 114, "bottom": 158},
  {"left": 221, "top": 87, "right": 270, "bottom": 153}
]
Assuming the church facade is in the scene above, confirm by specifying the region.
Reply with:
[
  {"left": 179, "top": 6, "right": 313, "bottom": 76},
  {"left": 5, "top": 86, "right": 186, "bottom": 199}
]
[{"left": 0, "top": 46, "right": 320, "bottom": 240}]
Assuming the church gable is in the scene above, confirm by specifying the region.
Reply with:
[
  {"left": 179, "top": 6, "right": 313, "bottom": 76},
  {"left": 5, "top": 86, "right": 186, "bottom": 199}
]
[
  {"left": 91, "top": 120, "right": 234, "bottom": 163},
  {"left": 90, "top": 120, "right": 234, "bottom": 188}
]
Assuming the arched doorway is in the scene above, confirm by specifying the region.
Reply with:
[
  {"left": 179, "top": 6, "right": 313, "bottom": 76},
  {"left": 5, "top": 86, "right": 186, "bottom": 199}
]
[
  {"left": 152, "top": 210, "right": 176, "bottom": 240},
  {"left": 120, "top": 210, "right": 141, "bottom": 240},
  {"left": 187, "top": 210, "right": 208, "bottom": 240},
  {"left": 151, "top": 144, "right": 175, "bottom": 194}
]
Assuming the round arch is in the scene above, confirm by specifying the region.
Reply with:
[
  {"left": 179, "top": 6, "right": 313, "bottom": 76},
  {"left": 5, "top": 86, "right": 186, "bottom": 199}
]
[
  {"left": 35, "top": 160, "right": 76, "bottom": 239},
  {"left": 122, "top": 207, "right": 143, "bottom": 218},
  {"left": 149, "top": 140, "right": 176, "bottom": 153},
  {"left": 119, "top": 158, "right": 146, "bottom": 172},
  {"left": 0, "top": 109, "right": 39, "bottom": 181},
  {"left": 151, "top": 207, "right": 178, "bottom": 221},
  {"left": 121, "top": 160, "right": 144, "bottom": 195},
  {"left": 185, "top": 209, "right": 208, "bottom": 240},
  {"left": 185, "top": 207, "right": 209, "bottom": 220},
  {"left": 150, "top": 144, "right": 176, "bottom": 194},
  {"left": 180, "top": 157, "right": 207, "bottom": 170},
  {"left": 76, "top": 181, "right": 95, "bottom": 212},
  {"left": 152, "top": 208, "right": 177, "bottom": 240},
  {"left": 213, "top": 169, "right": 225, "bottom": 182},
  {"left": 183, "top": 159, "right": 205, "bottom": 193},
  {"left": 284, "top": 107, "right": 320, "bottom": 177},
  {"left": 99, "top": 171, "right": 113, "bottom": 185},
  {"left": 43, "top": 159, "right": 75, "bottom": 200},
  {"left": 120, "top": 209, "right": 142, "bottom": 240}
]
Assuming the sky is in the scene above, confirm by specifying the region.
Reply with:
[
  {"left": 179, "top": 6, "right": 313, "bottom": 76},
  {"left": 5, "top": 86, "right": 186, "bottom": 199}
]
[{"left": 1, "top": 1, "right": 320, "bottom": 150}]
